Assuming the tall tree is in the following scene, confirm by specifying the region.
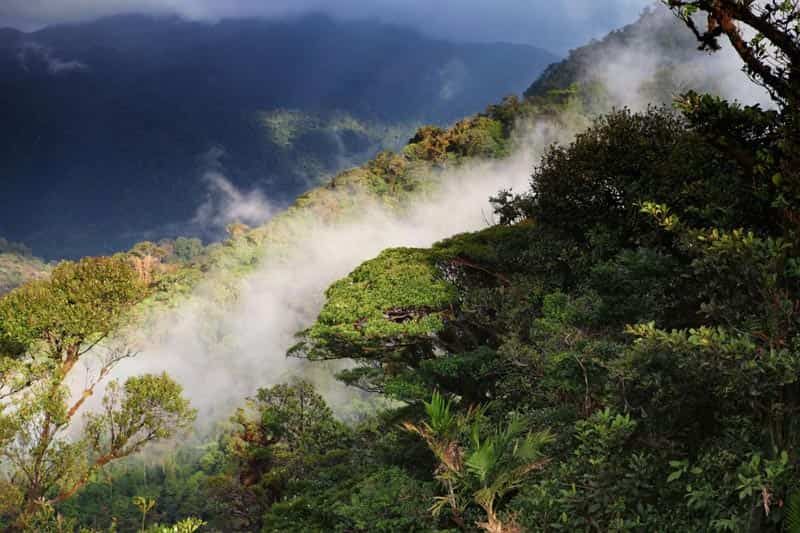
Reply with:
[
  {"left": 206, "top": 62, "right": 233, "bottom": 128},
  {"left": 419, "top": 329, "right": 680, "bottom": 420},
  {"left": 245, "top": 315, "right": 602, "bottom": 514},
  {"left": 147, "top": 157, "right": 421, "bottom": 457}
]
[
  {"left": 665, "top": 0, "right": 800, "bottom": 201},
  {"left": 211, "top": 381, "right": 349, "bottom": 531},
  {"left": 0, "top": 258, "right": 196, "bottom": 528}
]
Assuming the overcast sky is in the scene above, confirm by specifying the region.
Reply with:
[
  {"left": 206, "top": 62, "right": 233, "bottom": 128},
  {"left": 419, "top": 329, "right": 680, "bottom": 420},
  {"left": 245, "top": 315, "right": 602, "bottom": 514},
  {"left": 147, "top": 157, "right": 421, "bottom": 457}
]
[{"left": 0, "top": 0, "right": 654, "bottom": 53}]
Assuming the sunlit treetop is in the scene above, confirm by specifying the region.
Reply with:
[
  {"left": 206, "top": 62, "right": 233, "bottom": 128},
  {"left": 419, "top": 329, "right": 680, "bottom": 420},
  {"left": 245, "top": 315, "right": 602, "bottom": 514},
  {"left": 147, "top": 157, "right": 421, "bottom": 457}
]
[
  {"left": 0, "top": 257, "right": 146, "bottom": 363},
  {"left": 291, "top": 224, "right": 541, "bottom": 372},
  {"left": 299, "top": 247, "right": 458, "bottom": 358}
]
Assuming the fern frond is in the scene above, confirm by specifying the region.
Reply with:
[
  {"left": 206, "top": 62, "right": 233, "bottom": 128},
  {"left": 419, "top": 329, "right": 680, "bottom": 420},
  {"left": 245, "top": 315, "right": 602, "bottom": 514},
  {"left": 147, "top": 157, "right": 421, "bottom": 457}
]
[
  {"left": 515, "top": 429, "right": 554, "bottom": 461},
  {"left": 429, "top": 495, "right": 451, "bottom": 517},
  {"left": 426, "top": 390, "right": 456, "bottom": 435},
  {"left": 465, "top": 440, "right": 497, "bottom": 484}
]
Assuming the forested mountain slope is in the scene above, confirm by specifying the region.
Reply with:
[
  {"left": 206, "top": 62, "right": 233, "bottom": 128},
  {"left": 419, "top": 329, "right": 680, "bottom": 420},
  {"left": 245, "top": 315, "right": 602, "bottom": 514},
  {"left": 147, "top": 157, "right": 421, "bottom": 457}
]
[
  {"left": 2, "top": 2, "right": 799, "bottom": 532},
  {"left": 281, "top": 3, "right": 800, "bottom": 532},
  {"left": 0, "top": 238, "right": 49, "bottom": 295},
  {"left": 526, "top": 6, "right": 771, "bottom": 110},
  {"left": 0, "top": 14, "right": 555, "bottom": 259}
]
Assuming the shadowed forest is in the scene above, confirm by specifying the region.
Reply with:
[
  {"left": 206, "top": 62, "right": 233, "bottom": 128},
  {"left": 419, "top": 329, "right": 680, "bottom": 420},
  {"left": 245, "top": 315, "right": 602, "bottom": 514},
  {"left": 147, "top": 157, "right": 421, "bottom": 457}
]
[{"left": 1, "top": 1, "right": 800, "bottom": 531}]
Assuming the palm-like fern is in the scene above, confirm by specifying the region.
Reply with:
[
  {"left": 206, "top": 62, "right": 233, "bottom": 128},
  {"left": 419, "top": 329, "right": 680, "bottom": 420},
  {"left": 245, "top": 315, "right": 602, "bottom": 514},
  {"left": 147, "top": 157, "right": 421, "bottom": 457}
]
[
  {"left": 465, "top": 416, "right": 552, "bottom": 532},
  {"left": 403, "top": 392, "right": 468, "bottom": 523},
  {"left": 405, "top": 393, "right": 552, "bottom": 533},
  {"left": 425, "top": 390, "right": 457, "bottom": 435}
]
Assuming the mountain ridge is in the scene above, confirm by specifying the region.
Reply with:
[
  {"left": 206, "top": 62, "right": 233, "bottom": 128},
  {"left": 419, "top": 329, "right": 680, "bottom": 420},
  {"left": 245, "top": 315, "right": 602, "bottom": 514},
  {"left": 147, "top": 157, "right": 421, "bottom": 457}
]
[{"left": 0, "top": 13, "right": 557, "bottom": 259}]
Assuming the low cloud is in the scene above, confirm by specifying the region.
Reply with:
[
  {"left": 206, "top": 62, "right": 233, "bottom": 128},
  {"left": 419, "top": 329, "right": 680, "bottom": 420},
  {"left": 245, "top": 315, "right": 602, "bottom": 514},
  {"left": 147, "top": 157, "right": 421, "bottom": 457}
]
[
  {"left": 95, "top": 117, "right": 573, "bottom": 425},
  {"left": 192, "top": 172, "right": 275, "bottom": 231},
  {"left": 580, "top": 6, "right": 771, "bottom": 109},
  {"left": 16, "top": 42, "right": 87, "bottom": 74}
]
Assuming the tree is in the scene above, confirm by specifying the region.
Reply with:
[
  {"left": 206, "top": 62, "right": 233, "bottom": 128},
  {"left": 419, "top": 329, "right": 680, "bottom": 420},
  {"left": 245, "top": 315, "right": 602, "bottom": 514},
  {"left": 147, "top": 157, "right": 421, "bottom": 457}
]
[
  {"left": 211, "top": 380, "right": 349, "bottom": 531},
  {"left": 0, "top": 258, "right": 196, "bottom": 528},
  {"left": 664, "top": 0, "right": 800, "bottom": 201},
  {"left": 368, "top": 151, "right": 408, "bottom": 192},
  {"left": 0, "top": 257, "right": 145, "bottom": 376},
  {"left": 406, "top": 126, "right": 451, "bottom": 163},
  {"left": 446, "top": 117, "right": 507, "bottom": 159},
  {"left": 225, "top": 223, "right": 250, "bottom": 240},
  {"left": 664, "top": 1, "right": 799, "bottom": 106},
  {"left": 500, "top": 106, "right": 761, "bottom": 243},
  {"left": 129, "top": 241, "right": 170, "bottom": 285},
  {"left": 172, "top": 238, "right": 204, "bottom": 263},
  {"left": 291, "top": 247, "right": 459, "bottom": 399}
]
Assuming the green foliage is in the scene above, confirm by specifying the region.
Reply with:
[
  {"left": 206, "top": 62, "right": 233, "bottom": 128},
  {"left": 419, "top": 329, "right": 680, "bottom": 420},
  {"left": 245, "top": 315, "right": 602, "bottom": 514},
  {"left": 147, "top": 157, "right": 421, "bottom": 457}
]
[
  {"left": 19, "top": 496, "right": 206, "bottom": 533},
  {"left": 404, "top": 115, "right": 510, "bottom": 164},
  {"left": 85, "top": 374, "right": 196, "bottom": 460},
  {"left": 172, "top": 238, "right": 204, "bottom": 263},
  {"left": 0, "top": 257, "right": 146, "bottom": 359},
  {"left": 328, "top": 467, "right": 438, "bottom": 533},
  {"left": 42, "top": 6, "right": 800, "bottom": 531},
  {"left": 787, "top": 491, "right": 800, "bottom": 533},
  {"left": 0, "top": 257, "right": 195, "bottom": 529},
  {"left": 147, "top": 517, "right": 206, "bottom": 533},
  {"left": 514, "top": 106, "right": 755, "bottom": 244},
  {"left": 315, "top": 247, "right": 455, "bottom": 341},
  {"left": 292, "top": 248, "right": 460, "bottom": 398},
  {"left": 288, "top": 38, "right": 800, "bottom": 528},
  {"left": 514, "top": 409, "right": 667, "bottom": 532},
  {"left": 207, "top": 380, "right": 352, "bottom": 531},
  {"left": 405, "top": 392, "right": 553, "bottom": 532}
]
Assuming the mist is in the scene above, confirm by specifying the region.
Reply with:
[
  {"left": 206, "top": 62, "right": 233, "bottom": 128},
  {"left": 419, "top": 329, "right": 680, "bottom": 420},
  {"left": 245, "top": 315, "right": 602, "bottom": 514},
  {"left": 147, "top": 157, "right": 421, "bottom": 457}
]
[
  {"left": 70, "top": 3, "right": 770, "bottom": 432},
  {"left": 192, "top": 172, "right": 276, "bottom": 232},
  {"left": 83, "top": 118, "right": 576, "bottom": 426},
  {"left": 16, "top": 41, "right": 88, "bottom": 74},
  {"left": 582, "top": 6, "right": 772, "bottom": 109}
]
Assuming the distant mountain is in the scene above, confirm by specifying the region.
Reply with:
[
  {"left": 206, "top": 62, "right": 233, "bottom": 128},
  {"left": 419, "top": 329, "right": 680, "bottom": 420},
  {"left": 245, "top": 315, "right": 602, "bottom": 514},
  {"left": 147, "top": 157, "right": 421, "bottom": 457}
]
[
  {"left": 0, "top": 238, "right": 49, "bottom": 295},
  {"left": 0, "top": 14, "right": 556, "bottom": 259},
  {"left": 525, "top": 8, "right": 696, "bottom": 100},
  {"left": 526, "top": 6, "right": 768, "bottom": 112}
]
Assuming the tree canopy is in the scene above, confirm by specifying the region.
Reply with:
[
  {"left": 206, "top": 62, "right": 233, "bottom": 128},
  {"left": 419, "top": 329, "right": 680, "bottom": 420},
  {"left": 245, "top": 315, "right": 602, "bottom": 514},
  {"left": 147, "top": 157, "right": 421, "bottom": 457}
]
[{"left": 0, "top": 258, "right": 195, "bottom": 529}]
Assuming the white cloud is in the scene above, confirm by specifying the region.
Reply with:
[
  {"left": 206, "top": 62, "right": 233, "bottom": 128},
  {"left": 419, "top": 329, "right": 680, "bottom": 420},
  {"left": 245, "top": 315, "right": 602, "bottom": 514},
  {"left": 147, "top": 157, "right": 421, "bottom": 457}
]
[
  {"left": 95, "top": 115, "right": 575, "bottom": 424},
  {"left": 579, "top": 6, "right": 772, "bottom": 110},
  {"left": 192, "top": 171, "right": 275, "bottom": 231},
  {"left": 16, "top": 42, "right": 87, "bottom": 74}
]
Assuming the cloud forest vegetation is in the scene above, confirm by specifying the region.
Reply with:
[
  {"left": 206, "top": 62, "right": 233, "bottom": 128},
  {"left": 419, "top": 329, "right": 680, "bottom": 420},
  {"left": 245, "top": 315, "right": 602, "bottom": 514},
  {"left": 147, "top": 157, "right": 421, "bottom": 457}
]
[{"left": 1, "top": 1, "right": 799, "bottom": 531}]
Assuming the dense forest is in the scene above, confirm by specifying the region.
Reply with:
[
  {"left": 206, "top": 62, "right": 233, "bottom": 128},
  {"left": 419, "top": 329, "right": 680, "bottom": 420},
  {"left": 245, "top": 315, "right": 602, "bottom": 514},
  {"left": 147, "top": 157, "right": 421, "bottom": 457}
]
[
  {"left": 1, "top": 0, "right": 799, "bottom": 531},
  {"left": 0, "top": 239, "right": 49, "bottom": 296},
  {"left": 0, "top": 14, "right": 554, "bottom": 259}
]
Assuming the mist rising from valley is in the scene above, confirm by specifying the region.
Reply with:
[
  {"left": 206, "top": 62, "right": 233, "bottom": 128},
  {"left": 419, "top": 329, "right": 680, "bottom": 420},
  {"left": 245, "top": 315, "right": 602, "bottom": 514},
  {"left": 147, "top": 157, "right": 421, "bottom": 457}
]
[
  {"left": 100, "top": 119, "right": 575, "bottom": 424},
  {"left": 0, "top": 14, "right": 556, "bottom": 259},
  {"left": 68, "top": 4, "right": 773, "bottom": 433}
]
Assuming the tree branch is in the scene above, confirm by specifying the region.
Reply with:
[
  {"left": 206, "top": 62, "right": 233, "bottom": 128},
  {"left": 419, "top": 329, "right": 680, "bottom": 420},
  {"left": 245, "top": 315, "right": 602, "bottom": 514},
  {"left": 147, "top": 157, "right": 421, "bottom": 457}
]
[
  {"left": 666, "top": 0, "right": 796, "bottom": 103},
  {"left": 50, "top": 451, "right": 118, "bottom": 504}
]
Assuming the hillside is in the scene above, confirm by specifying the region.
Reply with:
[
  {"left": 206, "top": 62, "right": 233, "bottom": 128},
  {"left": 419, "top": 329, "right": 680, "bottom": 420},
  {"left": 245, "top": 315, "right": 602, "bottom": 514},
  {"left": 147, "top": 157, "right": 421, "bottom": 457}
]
[
  {"left": 2, "top": 2, "right": 799, "bottom": 531},
  {"left": 0, "top": 238, "right": 49, "bottom": 295},
  {"left": 0, "top": 14, "right": 556, "bottom": 260},
  {"left": 526, "top": 6, "right": 770, "bottom": 111}
]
